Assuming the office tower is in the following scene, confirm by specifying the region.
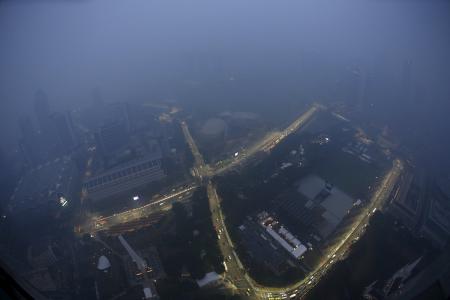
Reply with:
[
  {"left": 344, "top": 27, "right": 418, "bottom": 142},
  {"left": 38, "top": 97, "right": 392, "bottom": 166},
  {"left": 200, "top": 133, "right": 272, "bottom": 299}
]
[
  {"left": 388, "top": 246, "right": 450, "bottom": 300},
  {"left": 33, "top": 89, "right": 51, "bottom": 133},
  {"left": 401, "top": 59, "right": 413, "bottom": 104},
  {"left": 356, "top": 68, "right": 367, "bottom": 112},
  {"left": 95, "top": 121, "right": 129, "bottom": 156},
  {"left": 48, "top": 112, "right": 77, "bottom": 154},
  {"left": 18, "top": 115, "right": 35, "bottom": 140},
  {"left": 91, "top": 87, "right": 104, "bottom": 108},
  {"left": 17, "top": 115, "right": 41, "bottom": 167},
  {"left": 104, "top": 102, "right": 131, "bottom": 132},
  {"left": 95, "top": 102, "right": 131, "bottom": 157}
]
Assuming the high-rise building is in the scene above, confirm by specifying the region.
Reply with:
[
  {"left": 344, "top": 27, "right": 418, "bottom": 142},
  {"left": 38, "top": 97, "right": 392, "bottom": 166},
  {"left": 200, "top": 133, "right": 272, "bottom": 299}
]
[
  {"left": 95, "top": 121, "right": 129, "bottom": 156},
  {"left": 18, "top": 115, "right": 35, "bottom": 140},
  {"left": 346, "top": 67, "right": 367, "bottom": 111},
  {"left": 0, "top": 149, "right": 17, "bottom": 211},
  {"left": 91, "top": 86, "right": 105, "bottom": 108},
  {"left": 104, "top": 102, "right": 131, "bottom": 132},
  {"left": 356, "top": 68, "right": 367, "bottom": 111},
  {"left": 48, "top": 112, "right": 77, "bottom": 154},
  {"left": 17, "top": 115, "right": 41, "bottom": 167},
  {"left": 95, "top": 102, "right": 132, "bottom": 157},
  {"left": 18, "top": 139, "right": 38, "bottom": 167},
  {"left": 32, "top": 90, "right": 60, "bottom": 162},
  {"left": 339, "top": 66, "right": 367, "bottom": 111},
  {"left": 33, "top": 89, "right": 51, "bottom": 133},
  {"left": 388, "top": 247, "right": 450, "bottom": 300},
  {"left": 401, "top": 59, "right": 413, "bottom": 105}
]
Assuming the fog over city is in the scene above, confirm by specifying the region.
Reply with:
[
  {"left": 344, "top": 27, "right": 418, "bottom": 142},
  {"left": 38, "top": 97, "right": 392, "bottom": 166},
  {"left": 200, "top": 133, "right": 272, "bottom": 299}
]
[
  {"left": 1, "top": 0, "right": 450, "bottom": 160},
  {"left": 0, "top": 1, "right": 450, "bottom": 299}
]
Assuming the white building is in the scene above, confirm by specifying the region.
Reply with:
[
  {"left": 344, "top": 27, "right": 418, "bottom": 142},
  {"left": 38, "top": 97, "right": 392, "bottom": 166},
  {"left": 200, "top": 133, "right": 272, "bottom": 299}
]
[{"left": 258, "top": 212, "right": 307, "bottom": 259}]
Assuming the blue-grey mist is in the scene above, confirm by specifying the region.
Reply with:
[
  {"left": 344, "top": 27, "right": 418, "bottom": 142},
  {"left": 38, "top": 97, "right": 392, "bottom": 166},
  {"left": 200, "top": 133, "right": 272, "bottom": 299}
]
[{"left": 1, "top": 0, "right": 450, "bottom": 169}]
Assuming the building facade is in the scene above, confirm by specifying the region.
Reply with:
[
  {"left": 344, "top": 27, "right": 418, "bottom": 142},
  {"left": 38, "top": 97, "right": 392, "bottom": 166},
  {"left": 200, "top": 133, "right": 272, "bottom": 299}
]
[{"left": 83, "top": 154, "right": 165, "bottom": 202}]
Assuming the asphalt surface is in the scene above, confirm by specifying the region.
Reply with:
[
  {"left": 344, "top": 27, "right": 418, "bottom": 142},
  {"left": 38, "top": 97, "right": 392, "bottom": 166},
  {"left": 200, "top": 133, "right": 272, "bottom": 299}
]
[
  {"left": 181, "top": 105, "right": 404, "bottom": 299},
  {"left": 84, "top": 103, "right": 404, "bottom": 299},
  {"left": 90, "top": 185, "right": 197, "bottom": 233},
  {"left": 208, "top": 182, "right": 255, "bottom": 297}
]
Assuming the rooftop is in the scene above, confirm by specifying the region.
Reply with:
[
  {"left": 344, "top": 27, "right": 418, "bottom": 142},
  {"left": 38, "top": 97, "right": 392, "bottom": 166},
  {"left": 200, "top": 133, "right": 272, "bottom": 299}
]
[
  {"left": 196, "top": 272, "right": 221, "bottom": 287},
  {"left": 10, "top": 157, "right": 77, "bottom": 213},
  {"left": 297, "top": 175, "right": 355, "bottom": 238}
]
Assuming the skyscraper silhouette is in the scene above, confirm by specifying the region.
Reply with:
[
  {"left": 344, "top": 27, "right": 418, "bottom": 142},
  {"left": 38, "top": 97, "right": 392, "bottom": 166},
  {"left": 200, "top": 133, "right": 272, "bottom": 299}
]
[
  {"left": 33, "top": 89, "right": 51, "bottom": 133},
  {"left": 401, "top": 59, "right": 413, "bottom": 104},
  {"left": 48, "top": 112, "right": 77, "bottom": 154}
]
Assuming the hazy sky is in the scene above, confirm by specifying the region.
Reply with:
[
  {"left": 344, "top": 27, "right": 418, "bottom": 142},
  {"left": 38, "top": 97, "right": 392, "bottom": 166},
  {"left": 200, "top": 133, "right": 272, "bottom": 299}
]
[{"left": 1, "top": 0, "right": 449, "bottom": 149}]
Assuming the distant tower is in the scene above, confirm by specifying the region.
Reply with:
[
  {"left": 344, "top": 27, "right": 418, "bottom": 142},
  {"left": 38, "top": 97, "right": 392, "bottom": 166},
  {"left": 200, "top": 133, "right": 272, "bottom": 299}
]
[
  {"left": 33, "top": 89, "right": 51, "bottom": 133},
  {"left": 401, "top": 59, "right": 413, "bottom": 104},
  {"left": 95, "top": 121, "right": 129, "bottom": 156},
  {"left": 18, "top": 115, "right": 35, "bottom": 140},
  {"left": 18, "top": 115, "right": 40, "bottom": 167},
  {"left": 48, "top": 112, "right": 77, "bottom": 154},
  {"left": 387, "top": 246, "right": 450, "bottom": 300},
  {"left": 94, "top": 102, "right": 131, "bottom": 157},
  {"left": 104, "top": 102, "right": 131, "bottom": 132},
  {"left": 343, "top": 66, "right": 367, "bottom": 112},
  {"left": 91, "top": 86, "right": 104, "bottom": 108},
  {"left": 355, "top": 68, "right": 367, "bottom": 112}
]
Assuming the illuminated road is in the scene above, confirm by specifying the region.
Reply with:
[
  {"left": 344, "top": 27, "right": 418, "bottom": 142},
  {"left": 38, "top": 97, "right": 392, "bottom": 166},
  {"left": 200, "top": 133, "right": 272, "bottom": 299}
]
[
  {"left": 180, "top": 104, "right": 321, "bottom": 182},
  {"left": 208, "top": 182, "right": 255, "bottom": 297},
  {"left": 81, "top": 105, "right": 320, "bottom": 296},
  {"left": 90, "top": 185, "right": 197, "bottom": 232},
  {"left": 93, "top": 105, "right": 319, "bottom": 234},
  {"left": 272, "top": 159, "right": 404, "bottom": 299},
  {"left": 246, "top": 159, "right": 403, "bottom": 300},
  {"left": 210, "top": 159, "right": 403, "bottom": 300},
  {"left": 180, "top": 120, "right": 212, "bottom": 180},
  {"left": 213, "top": 104, "right": 320, "bottom": 177},
  {"left": 182, "top": 104, "right": 322, "bottom": 298},
  {"left": 181, "top": 103, "right": 405, "bottom": 299},
  {"left": 85, "top": 102, "right": 403, "bottom": 299}
]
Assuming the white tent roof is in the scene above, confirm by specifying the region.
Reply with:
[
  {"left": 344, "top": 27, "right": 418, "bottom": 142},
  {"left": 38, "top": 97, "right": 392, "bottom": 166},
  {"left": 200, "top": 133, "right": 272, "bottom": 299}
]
[
  {"left": 143, "top": 287, "right": 153, "bottom": 299},
  {"left": 196, "top": 272, "right": 221, "bottom": 287},
  {"left": 97, "top": 255, "right": 111, "bottom": 270}
]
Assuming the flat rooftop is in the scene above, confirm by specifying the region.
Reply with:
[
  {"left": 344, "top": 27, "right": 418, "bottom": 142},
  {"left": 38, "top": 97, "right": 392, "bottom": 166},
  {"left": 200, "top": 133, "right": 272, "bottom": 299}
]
[{"left": 297, "top": 175, "right": 355, "bottom": 238}]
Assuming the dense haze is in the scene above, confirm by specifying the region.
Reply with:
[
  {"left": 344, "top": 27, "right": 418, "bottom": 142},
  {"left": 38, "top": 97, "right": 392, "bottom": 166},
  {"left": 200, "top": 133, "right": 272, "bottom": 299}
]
[
  {"left": 1, "top": 0, "right": 450, "bottom": 166},
  {"left": 1, "top": 2, "right": 450, "bottom": 299}
]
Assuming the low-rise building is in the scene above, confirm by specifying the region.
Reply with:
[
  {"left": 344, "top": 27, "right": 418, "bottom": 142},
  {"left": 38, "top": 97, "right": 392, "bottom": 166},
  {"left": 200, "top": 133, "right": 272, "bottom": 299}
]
[
  {"left": 83, "top": 154, "right": 165, "bottom": 202},
  {"left": 282, "top": 175, "right": 355, "bottom": 239},
  {"left": 257, "top": 211, "right": 308, "bottom": 259},
  {"left": 196, "top": 272, "right": 222, "bottom": 288},
  {"left": 239, "top": 218, "right": 289, "bottom": 275},
  {"left": 122, "top": 246, "right": 165, "bottom": 283},
  {"left": 83, "top": 140, "right": 165, "bottom": 202}
]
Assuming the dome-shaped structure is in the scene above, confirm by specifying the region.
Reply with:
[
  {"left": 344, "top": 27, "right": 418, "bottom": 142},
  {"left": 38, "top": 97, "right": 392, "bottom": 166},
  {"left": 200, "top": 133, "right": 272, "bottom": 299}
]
[
  {"left": 97, "top": 255, "right": 111, "bottom": 271},
  {"left": 200, "top": 118, "right": 227, "bottom": 138}
]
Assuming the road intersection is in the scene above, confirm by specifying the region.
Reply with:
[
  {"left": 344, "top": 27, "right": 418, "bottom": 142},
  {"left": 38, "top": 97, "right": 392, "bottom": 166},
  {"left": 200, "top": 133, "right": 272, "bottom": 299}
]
[
  {"left": 181, "top": 104, "right": 403, "bottom": 299},
  {"left": 86, "top": 103, "right": 404, "bottom": 299}
]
